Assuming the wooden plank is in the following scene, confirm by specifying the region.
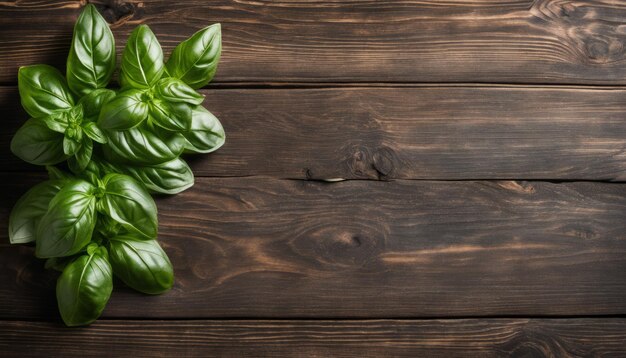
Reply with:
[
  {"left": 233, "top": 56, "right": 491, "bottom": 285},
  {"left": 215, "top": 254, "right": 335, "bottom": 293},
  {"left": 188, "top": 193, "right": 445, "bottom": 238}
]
[
  {"left": 1, "top": 176, "right": 626, "bottom": 319},
  {"left": 2, "top": 1, "right": 626, "bottom": 84},
  {"left": 1, "top": 319, "right": 626, "bottom": 357},
  {"left": 4, "top": 86, "right": 626, "bottom": 180}
]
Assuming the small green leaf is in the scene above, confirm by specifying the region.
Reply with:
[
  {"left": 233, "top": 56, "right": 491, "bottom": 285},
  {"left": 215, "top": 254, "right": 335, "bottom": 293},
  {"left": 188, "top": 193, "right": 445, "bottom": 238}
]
[
  {"left": 155, "top": 77, "right": 204, "bottom": 105},
  {"left": 36, "top": 179, "right": 97, "bottom": 258},
  {"left": 56, "top": 245, "right": 112, "bottom": 326},
  {"left": 11, "top": 118, "right": 67, "bottom": 166},
  {"left": 100, "top": 173, "right": 157, "bottom": 239},
  {"left": 119, "top": 25, "right": 164, "bottom": 89},
  {"left": 108, "top": 235, "right": 174, "bottom": 294},
  {"left": 74, "top": 138, "right": 93, "bottom": 170},
  {"left": 63, "top": 135, "right": 80, "bottom": 156},
  {"left": 39, "top": 111, "right": 68, "bottom": 133},
  {"left": 79, "top": 88, "right": 116, "bottom": 118},
  {"left": 66, "top": 4, "right": 116, "bottom": 96},
  {"left": 98, "top": 89, "right": 149, "bottom": 130},
  {"left": 165, "top": 24, "right": 221, "bottom": 89},
  {"left": 82, "top": 122, "right": 107, "bottom": 143},
  {"left": 45, "top": 256, "right": 74, "bottom": 272},
  {"left": 68, "top": 159, "right": 102, "bottom": 184},
  {"left": 149, "top": 100, "right": 191, "bottom": 131},
  {"left": 96, "top": 215, "right": 123, "bottom": 238},
  {"left": 183, "top": 106, "right": 225, "bottom": 154},
  {"left": 47, "top": 166, "right": 73, "bottom": 180},
  {"left": 9, "top": 179, "right": 66, "bottom": 244},
  {"left": 18, "top": 65, "right": 75, "bottom": 118}
]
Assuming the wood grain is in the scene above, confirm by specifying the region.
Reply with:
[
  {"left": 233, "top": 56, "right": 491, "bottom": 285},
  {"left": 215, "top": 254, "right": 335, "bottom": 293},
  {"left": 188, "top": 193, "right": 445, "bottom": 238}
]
[
  {"left": 4, "top": 86, "right": 626, "bottom": 180},
  {"left": 2, "top": 1, "right": 626, "bottom": 84},
  {"left": 2, "top": 319, "right": 626, "bottom": 357},
  {"left": 1, "top": 176, "right": 626, "bottom": 320}
]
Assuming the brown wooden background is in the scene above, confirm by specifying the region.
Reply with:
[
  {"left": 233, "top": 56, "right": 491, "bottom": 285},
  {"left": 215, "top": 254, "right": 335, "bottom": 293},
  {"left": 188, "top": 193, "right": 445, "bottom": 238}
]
[{"left": 2, "top": 1, "right": 626, "bottom": 357}]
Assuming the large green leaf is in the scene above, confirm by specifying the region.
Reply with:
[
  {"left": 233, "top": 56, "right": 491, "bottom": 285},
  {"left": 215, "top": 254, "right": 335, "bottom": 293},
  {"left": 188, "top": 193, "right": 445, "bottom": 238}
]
[
  {"left": 56, "top": 245, "right": 112, "bottom": 326},
  {"left": 99, "top": 157, "right": 194, "bottom": 194},
  {"left": 108, "top": 235, "right": 173, "bottom": 294},
  {"left": 18, "top": 65, "right": 75, "bottom": 118},
  {"left": 9, "top": 180, "right": 66, "bottom": 244},
  {"left": 119, "top": 25, "right": 164, "bottom": 89},
  {"left": 183, "top": 106, "right": 225, "bottom": 154},
  {"left": 98, "top": 89, "right": 149, "bottom": 130},
  {"left": 36, "top": 180, "right": 96, "bottom": 258},
  {"left": 10, "top": 118, "right": 67, "bottom": 166},
  {"left": 102, "top": 125, "right": 185, "bottom": 165},
  {"left": 66, "top": 4, "right": 116, "bottom": 96},
  {"left": 100, "top": 173, "right": 157, "bottom": 239},
  {"left": 165, "top": 24, "right": 221, "bottom": 89}
]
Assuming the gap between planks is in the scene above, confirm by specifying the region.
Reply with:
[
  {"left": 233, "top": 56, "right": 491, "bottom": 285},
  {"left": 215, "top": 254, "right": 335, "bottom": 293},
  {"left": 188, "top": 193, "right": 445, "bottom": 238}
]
[
  {"left": 3, "top": 171, "right": 626, "bottom": 184},
  {"left": 6, "top": 82, "right": 626, "bottom": 90}
]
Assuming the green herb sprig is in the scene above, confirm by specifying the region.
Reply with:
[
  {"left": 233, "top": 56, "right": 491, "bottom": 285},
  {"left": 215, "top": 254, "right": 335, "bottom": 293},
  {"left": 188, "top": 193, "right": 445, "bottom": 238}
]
[{"left": 8, "top": 4, "right": 224, "bottom": 326}]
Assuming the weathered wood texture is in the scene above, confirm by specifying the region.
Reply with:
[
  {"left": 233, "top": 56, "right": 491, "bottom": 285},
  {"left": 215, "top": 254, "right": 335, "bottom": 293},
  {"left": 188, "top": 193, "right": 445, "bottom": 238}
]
[
  {"left": 2, "top": 1, "right": 626, "bottom": 84},
  {"left": 3, "top": 86, "right": 626, "bottom": 180},
  {"left": 2, "top": 176, "right": 626, "bottom": 320},
  {"left": 2, "top": 319, "right": 626, "bottom": 357}
]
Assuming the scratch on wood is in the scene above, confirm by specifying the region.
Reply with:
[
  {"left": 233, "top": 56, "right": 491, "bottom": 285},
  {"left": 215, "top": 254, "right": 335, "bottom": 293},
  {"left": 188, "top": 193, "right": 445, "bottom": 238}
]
[{"left": 381, "top": 243, "right": 556, "bottom": 264}]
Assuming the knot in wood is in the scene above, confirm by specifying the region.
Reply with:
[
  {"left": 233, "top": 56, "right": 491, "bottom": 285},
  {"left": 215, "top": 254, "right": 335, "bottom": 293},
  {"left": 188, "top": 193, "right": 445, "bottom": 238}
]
[
  {"left": 372, "top": 146, "right": 397, "bottom": 180},
  {"left": 291, "top": 222, "right": 386, "bottom": 268},
  {"left": 345, "top": 144, "right": 373, "bottom": 178},
  {"left": 530, "top": 1, "right": 626, "bottom": 65},
  {"left": 94, "top": 1, "right": 143, "bottom": 27}
]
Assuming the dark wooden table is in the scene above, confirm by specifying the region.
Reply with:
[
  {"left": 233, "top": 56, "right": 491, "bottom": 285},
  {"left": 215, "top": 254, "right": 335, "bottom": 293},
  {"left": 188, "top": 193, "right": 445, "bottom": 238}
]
[{"left": 2, "top": 1, "right": 626, "bottom": 357}]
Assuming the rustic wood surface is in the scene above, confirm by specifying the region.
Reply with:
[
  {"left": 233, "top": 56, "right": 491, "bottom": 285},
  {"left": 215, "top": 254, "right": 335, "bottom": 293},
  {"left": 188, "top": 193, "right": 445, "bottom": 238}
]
[
  {"left": 4, "top": 86, "right": 626, "bottom": 180},
  {"left": 2, "top": 319, "right": 626, "bottom": 357},
  {"left": 2, "top": 1, "right": 626, "bottom": 85},
  {"left": 2, "top": 0, "right": 626, "bottom": 356},
  {"left": 1, "top": 176, "right": 626, "bottom": 320}
]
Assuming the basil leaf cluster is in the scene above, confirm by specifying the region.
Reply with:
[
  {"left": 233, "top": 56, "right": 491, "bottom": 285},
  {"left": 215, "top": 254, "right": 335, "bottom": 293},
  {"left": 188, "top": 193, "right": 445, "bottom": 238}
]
[{"left": 8, "top": 4, "right": 223, "bottom": 326}]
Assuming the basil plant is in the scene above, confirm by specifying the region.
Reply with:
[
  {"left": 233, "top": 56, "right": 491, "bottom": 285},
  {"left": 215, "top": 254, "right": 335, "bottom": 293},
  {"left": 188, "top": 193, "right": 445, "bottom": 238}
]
[{"left": 8, "top": 4, "right": 224, "bottom": 326}]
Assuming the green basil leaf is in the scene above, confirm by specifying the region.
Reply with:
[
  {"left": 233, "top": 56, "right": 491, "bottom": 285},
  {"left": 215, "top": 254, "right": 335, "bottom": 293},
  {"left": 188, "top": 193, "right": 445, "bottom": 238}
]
[
  {"left": 102, "top": 125, "right": 185, "bottom": 165},
  {"left": 9, "top": 179, "right": 66, "bottom": 244},
  {"left": 82, "top": 122, "right": 107, "bottom": 144},
  {"left": 108, "top": 235, "right": 173, "bottom": 294},
  {"left": 18, "top": 64, "right": 75, "bottom": 118},
  {"left": 40, "top": 111, "right": 69, "bottom": 133},
  {"left": 98, "top": 89, "right": 149, "bottom": 130},
  {"left": 149, "top": 100, "right": 191, "bottom": 131},
  {"left": 119, "top": 25, "right": 164, "bottom": 89},
  {"left": 45, "top": 256, "right": 74, "bottom": 272},
  {"left": 11, "top": 118, "right": 67, "bottom": 166},
  {"left": 96, "top": 215, "right": 123, "bottom": 238},
  {"left": 155, "top": 77, "right": 204, "bottom": 105},
  {"left": 100, "top": 174, "right": 157, "bottom": 239},
  {"left": 99, "top": 157, "right": 194, "bottom": 194},
  {"left": 36, "top": 180, "right": 96, "bottom": 258},
  {"left": 47, "top": 166, "right": 74, "bottom": 180},
  {"left": 74, "top": 138, "right": 93, "bottom": 170},
  {"left": 63, "top": 135, "right": 80, "bottom": 156},
  {"left": 79, "top": 88, "right": 116, "bottom": 118},
  {"left": 66, "top": 4, "right": 116, "bottom": 96},
  {"left": 183, "top": 106, "right": 225, "bottom": 154},
  {"left": 165, "top": 24, "right": 221, "bottom": 89},
  {"left": 69, "top": 158, "right": 101, "bottom": 184},
  {"left": 56, "top": 245, "right": 112, "bottom": 326}
]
